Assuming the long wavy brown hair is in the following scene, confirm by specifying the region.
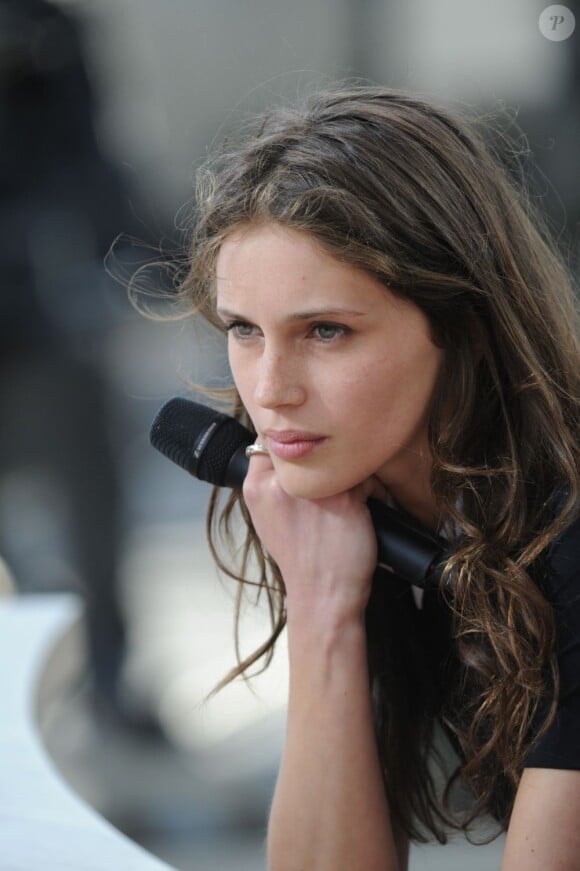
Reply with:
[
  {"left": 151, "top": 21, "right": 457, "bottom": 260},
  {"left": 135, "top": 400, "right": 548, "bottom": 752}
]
[{"left": 143, "top": 84, "right": 580, "bottom": 842}]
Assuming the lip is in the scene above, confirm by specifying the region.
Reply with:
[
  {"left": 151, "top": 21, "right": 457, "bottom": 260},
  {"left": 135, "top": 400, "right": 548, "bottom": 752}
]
[
  {"left": 262, "top": 429, "right": 326, "bottom": 443},
  {"left": 266, "top": 436, "right": 327, "bottom": 460}
]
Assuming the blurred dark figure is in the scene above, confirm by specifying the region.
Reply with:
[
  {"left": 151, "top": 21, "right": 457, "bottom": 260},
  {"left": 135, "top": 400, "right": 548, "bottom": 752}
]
[
  {"left": 0, "top": 0, "right": 149, "bottom": 732},
  {"left": 504, "top": 0, "right": 580, "bottom": 280}
]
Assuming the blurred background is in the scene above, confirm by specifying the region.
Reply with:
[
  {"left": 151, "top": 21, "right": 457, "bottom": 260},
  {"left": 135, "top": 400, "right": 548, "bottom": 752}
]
[{"left": 0, "top": 0, "right": 578, "bottom": 868}]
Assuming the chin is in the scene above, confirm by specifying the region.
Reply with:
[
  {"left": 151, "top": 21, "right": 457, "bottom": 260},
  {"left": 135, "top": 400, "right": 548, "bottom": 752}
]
[{"left": 275, "top": 468, "right": 352, "bottom": 501}]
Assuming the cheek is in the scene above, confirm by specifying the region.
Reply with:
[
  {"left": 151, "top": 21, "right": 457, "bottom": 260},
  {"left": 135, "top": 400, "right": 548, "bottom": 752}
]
[
  {"left": 353, "top": 345, "right": 441, "bottom": 406},
  {"left": 337, "top": 358, "right": 394, "bottom": 417},
  {"left": 228, "top": 347, "right": 253, "bottom": 398},
  {"left": 333, "top": 349, "right": 441, "bottom": 455}
]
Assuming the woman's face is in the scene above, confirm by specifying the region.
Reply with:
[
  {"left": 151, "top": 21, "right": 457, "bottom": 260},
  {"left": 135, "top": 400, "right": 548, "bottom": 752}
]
[{"left": 215, "top": 223, "right": 445, "bottom": 502}]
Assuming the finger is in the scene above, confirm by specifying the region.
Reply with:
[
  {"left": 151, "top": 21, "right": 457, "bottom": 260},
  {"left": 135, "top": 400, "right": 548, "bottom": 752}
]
[
  {"left": 244, "top": 438, "right": 274, "bottom": 472},
  {"left": 245, "top": 442, "right": 270, "bottom": 458},
  {"left": 243, "top": 438, "right": 276, "bottom": 506}
]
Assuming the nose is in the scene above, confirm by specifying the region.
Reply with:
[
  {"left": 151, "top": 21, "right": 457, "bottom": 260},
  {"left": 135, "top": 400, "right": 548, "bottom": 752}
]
[{"left": 253, "top": 347, "right": 306, "bottom": 409}]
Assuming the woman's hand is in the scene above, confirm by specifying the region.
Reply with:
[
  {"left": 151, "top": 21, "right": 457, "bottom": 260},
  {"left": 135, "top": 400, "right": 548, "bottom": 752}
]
[{"left": 242, "top": 443, "right": 390, "bottom": 628}]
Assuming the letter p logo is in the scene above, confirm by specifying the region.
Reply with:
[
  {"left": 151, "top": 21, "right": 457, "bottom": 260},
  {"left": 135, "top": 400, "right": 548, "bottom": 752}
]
[{"left": 539, "top": 5, "right": 576, "bottom": 40}]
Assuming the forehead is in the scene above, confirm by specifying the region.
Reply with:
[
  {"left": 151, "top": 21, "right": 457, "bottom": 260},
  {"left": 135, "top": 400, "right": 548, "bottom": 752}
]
[
  {"left": 215, "top": 223, "right": 398, "bottom": 311},
  {"left": 217, "top": 224, "right": 340, "bottom": 279}
]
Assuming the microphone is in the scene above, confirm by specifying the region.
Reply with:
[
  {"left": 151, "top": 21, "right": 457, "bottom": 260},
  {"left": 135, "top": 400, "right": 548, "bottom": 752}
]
[{"left": 150, "top": 397, "right": 449, "bottom": 589}]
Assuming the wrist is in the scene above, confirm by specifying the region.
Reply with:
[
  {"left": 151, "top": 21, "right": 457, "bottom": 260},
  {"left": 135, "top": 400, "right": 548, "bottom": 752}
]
[
  {"left": 283, "top": 572, "right": 372, "bottom": 633},
  {"left": 285, "top": 605, "right": 367, "bottom": 657},
  {"left": 284, "top": 614, "right": 371, "bottom": 711}
]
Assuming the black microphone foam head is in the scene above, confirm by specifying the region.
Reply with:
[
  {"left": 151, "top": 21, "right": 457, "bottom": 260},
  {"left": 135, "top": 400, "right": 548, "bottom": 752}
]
[{"left": 150, "top": 397, "right": 254, "bottom": 485}]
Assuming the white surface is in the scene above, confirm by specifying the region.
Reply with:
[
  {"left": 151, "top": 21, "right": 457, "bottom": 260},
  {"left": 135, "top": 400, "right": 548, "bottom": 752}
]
[{"left": 0, "top": 594, "right": 174, "bottom": 871}]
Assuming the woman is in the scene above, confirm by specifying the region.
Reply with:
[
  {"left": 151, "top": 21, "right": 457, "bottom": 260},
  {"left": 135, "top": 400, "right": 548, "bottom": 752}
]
[{"left": 172, "top": 85, "right": 580, "bottom": 868}]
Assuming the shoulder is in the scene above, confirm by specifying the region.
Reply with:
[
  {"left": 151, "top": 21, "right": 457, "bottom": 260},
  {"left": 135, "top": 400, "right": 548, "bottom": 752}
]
[
  {"left": 541, "top": 489, "right": 580, "bottom": 606},
  {"left": 524, "top": 489, "right": 580, "bottom": 769},
  {"left": 529, "top": 485, "right": 579, "bottom": 590},
  {"left": 509, "top": 497, "right": 580, "bottom": 864},
  {"left": 547, "top": 512, "right": 580, "bottom": 586}
]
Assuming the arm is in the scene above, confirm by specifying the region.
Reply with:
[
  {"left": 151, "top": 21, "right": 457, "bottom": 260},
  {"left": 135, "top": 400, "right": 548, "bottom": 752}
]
[
  {"left": 241, "top": 451, "right": 404, "bottom": 870},
  {"left": 501, "top": 768, "right": 580, "bottom": 870},
  {"left": 267, "top": 612, "right": 406, "bottom": 871}
]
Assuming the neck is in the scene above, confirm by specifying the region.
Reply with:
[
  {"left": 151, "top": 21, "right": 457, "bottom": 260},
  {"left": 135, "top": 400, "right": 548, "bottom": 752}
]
[
  {"left": 377, "top": 450, "right": 442, "bottom": 535},
  {"left": 389, "top": 490, "right": 443, "bottom": 535}
]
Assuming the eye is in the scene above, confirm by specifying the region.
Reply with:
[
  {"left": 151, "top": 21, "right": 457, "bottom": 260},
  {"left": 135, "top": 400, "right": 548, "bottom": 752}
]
[
  {"left": 311, "top": 323, "right": 351, "bottom": 342},
  {"left": 225, "top": 320, "right": 257, "bottom": 339}
]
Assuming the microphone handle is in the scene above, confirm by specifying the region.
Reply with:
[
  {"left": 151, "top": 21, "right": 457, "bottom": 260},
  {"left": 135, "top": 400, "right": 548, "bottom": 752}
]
[{"left": 368, "top": 499, "right": 447, "bottom": 590}]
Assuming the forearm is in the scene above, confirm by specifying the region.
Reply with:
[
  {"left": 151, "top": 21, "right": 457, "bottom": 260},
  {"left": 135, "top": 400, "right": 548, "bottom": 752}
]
[{"left": 267, "top": 615, "right": 401, "bottom": 871}]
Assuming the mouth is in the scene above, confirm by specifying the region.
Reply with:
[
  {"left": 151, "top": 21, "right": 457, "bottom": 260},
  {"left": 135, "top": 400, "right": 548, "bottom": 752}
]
[{"left": 265, "top": 435, "right": 327, "bottom": 460}]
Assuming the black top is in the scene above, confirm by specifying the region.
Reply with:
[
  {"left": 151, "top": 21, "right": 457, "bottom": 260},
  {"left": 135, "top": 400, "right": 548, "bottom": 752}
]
[
  {"left": 523, "top": 512, "right": 580, "bottom": 768},
  {"left": 418, "top": 512, "right": 580, "bottom": 770}
]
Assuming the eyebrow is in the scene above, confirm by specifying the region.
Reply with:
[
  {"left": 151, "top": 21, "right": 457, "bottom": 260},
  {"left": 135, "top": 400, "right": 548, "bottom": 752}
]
[{"left": 215, "top": 307, "right": 368, "bottom": 322}]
